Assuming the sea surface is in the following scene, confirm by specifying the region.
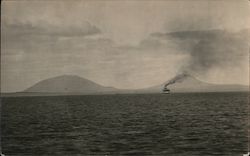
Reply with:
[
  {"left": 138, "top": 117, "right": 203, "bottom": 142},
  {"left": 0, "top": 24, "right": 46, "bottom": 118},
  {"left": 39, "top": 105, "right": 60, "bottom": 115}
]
[{"left": 1, "top": 92, "right": 249, "bottom": 156}]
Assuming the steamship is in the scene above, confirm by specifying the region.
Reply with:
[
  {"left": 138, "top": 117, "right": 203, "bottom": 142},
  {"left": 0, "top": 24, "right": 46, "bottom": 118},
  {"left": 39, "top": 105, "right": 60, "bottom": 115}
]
[{"left": 162, "top": 86, "right": 170, "bottom": 94}]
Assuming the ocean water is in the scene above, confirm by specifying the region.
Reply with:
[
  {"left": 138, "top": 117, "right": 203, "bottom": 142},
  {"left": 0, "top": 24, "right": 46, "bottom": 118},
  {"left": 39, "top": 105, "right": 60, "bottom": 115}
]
[{"left": 1, "top": 92, "right": 249, "bottom": 156}]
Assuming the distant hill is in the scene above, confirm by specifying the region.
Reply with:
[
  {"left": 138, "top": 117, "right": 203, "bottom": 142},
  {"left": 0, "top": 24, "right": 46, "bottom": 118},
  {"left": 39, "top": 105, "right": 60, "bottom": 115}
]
[
  {"left": 140, "top": 75, "right": 249, "bottom": 93},
  {"left": 1, "top": 74, "right": 248, "bottom": 97},
  {"left": 24, "top": 75, "right": 118, "bottom": 94}
]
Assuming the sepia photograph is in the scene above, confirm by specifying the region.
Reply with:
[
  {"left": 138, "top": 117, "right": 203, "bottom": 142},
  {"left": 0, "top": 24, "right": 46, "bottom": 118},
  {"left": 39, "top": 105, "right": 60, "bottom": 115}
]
[{"left": 1, "top": 0, "right": 250, "bottom": 155}]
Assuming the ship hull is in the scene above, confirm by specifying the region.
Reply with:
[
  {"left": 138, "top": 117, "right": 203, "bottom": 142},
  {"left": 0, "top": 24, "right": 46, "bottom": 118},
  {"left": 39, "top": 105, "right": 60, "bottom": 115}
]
[{"left": 162, "top": 91, "right": 170, "bottom": 94}]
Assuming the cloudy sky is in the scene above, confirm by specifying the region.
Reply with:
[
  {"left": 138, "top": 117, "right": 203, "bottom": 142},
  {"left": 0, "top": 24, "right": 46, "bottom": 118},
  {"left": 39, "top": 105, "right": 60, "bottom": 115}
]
[{"left": 1, "top": 0, "right": 250, "bottom": 92}]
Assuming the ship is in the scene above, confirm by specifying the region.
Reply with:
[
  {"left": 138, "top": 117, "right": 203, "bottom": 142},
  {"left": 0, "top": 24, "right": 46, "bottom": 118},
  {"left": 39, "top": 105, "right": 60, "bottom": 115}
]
[{"left": 162, "top": 85, "right": 170, "bottom": 94}]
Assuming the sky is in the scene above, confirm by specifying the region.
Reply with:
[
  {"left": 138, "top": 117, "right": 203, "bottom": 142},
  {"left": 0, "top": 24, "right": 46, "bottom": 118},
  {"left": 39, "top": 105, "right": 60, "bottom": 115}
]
[{"left": 1, "top": 0, "right": 250, "bottom": 92}]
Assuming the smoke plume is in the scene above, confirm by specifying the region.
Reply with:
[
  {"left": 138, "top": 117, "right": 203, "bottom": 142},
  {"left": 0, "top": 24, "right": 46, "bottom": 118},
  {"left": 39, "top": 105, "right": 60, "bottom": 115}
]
[
  {"left": 154, "top": 29, "right": 249, "bottom": 87},
  {"left": 164, "top": 72, "right": 190, "bottom": 87}
]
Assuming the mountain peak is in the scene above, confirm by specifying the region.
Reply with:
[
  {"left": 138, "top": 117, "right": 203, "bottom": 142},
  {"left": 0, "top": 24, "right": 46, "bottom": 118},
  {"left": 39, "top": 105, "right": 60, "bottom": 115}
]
[
  {"left": 24, "top": 75, "right": 117, "bottom": 93},
  {"left": 51, "top": 74, "right": 85, "bottom": 80}
]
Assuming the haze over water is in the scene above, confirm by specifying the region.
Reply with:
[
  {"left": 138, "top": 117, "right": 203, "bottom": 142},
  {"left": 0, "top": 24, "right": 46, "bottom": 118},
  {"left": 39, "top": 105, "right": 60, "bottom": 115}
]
[{"left": 2, "top": 92, "right": 248, "bottom": 155}]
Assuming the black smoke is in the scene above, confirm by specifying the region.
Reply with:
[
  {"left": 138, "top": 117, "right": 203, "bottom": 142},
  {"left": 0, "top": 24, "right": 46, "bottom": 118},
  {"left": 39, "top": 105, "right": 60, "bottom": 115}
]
[
  {"left": 153, "top": 29, "right": 249, "bottom": 86},
  {"left": 164, "top": 72, "right": 189, "bottom": 87}
]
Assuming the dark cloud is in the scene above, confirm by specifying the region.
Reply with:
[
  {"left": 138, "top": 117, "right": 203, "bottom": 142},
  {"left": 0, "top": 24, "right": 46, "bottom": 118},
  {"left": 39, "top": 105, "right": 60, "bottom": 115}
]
[
  {"left": 151, "top": 29, "right": 249, "bottom": 75},
  {"left": 3, "top": 20, "right": 101, "bottom": 37}
]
